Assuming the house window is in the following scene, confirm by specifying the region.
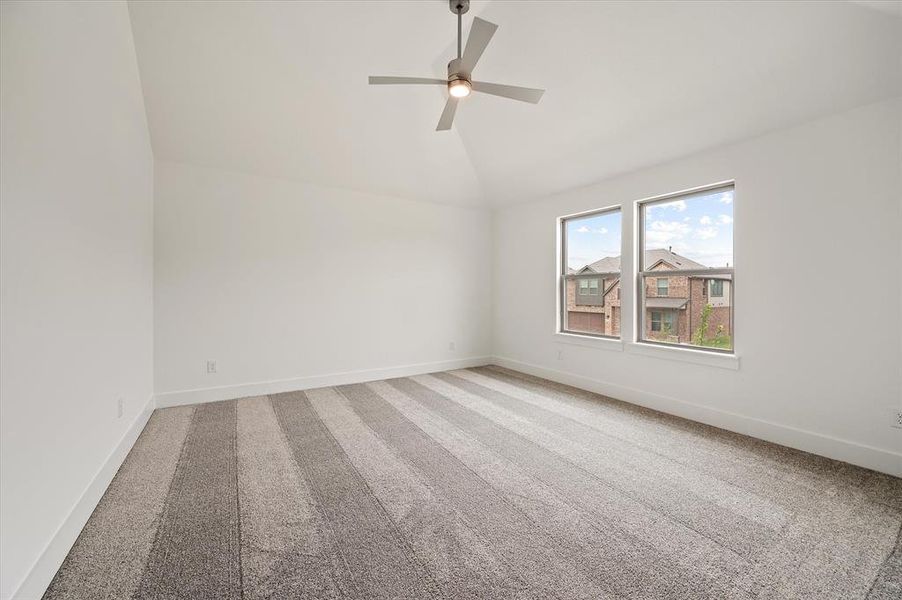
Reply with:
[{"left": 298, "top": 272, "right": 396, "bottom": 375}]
[
  {"left": 650, "top": 311, "right": 675, "bottom": 333},
  {"left": 578, "top": 279, "right": 599, "bottom": 295},
  {"left": 560, "top": 206, "right": 622, "bottom": 338},
  {"left": 657, "top": 278, "right": 669, "bottom": 296},
  {"left": 638, "top": 184, "right": 734, "bottom": 352},
  {"left": 650, "top": 311, "right": 662, "bottom": 332}
]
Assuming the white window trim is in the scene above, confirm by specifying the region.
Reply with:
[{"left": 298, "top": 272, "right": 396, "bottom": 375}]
[
  {"left": 558, "top": 204, "right": 622, "bottom": 340},
  {"left": 554, "top": 181, "right": 740, "bottom": 370},
  {"left": 554, "top": 331, "right": 625, "bottom": 352},
  {"left": 635, "top": 181, "right": 736, "bottom": 356},
  {"left": 626, "top": 341, "right": 739, "bottom": 370}
]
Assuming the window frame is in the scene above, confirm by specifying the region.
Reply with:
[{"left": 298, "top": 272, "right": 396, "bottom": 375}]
[
  {"left": 559, "top": 205, "right": 622, "bottom": 340},
  {"left": 656, "top": 277, "right": 669, "bottom": 296},
  {"left": 578, "top": 278, "right": 600, "bottom": 296},
  {"left": 636, "top": 182, "right": 735, "bottom": 355},
  {"left": 710, "top": 279, "right": 724, "bottom": 297},
  {"left": 650, "top": 311, "right": 662, "bottom": 332}
]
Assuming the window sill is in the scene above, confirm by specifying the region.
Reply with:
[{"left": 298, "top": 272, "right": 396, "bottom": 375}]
[
  {"left": 626, "top": 342, "right": 739, "bottom": 370},
  {"left": 554, "top": 332, "right": 624, "bottom": 352}
]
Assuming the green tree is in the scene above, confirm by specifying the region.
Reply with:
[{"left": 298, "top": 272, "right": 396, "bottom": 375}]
[{"left": 693, "top": 303, "right": 712, "bottom": 346}]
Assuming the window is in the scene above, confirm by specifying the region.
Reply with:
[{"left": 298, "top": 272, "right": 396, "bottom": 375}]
[
  {"left": 578, "top": 278, "right": 599, "bottom": 295},
  {"left": 656, "top": 278, "right": 669, "bottom": 296},
  {"left": 638, "top": 184, "right": 734, "bottom": 352},
  {"left": 650, "top": 311, "right": 662, "bottom": 331},
  {"left": 560, "top": 207, "right": 622, "bottom": 338},
  {"left": 650, "top": 311, "right": 676, "bottom": 334}
]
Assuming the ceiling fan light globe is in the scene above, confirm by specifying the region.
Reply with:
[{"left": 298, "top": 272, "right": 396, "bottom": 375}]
[{"left": 449, "top": 80, "right": 471, "bottom": 98}]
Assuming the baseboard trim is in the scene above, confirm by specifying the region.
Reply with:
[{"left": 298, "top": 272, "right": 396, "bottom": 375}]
[
  {"left": 491, "top": 356, "right": 902, "bottom": 478},
  {"left": 11, "top": 394, "right": 156, "bottom": 600},
  {"left": 154, "top": 356, "right": 494, "bottom": 408}
]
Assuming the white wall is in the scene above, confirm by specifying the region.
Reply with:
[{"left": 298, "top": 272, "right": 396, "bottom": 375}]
[
  {"left": 153, "top": 161, "right": 492, "bottom": 404},
  {"left": 493, "top": 98, "right": 902, "bottom": 476},
  {"left": 0, "top": 2, "right": 154, "bottom": 599}
]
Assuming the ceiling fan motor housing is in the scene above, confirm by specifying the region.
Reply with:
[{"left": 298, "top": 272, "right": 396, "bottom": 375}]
[{"left": 448, "top": 58, "right": 469, "bottom": 83}]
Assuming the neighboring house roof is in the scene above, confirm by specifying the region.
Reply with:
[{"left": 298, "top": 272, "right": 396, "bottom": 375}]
[
  {"left": 574, "top": 248, "right": 719, "bottom": 274},
  {"left": 644, "top": 248, "right": 707, "bottom": 271},
  {"left": 580, "top": 255, "right": 621, "bottom": 274},
  {"left": 646, "top": 297, "right": 689, "bottom": 309}
]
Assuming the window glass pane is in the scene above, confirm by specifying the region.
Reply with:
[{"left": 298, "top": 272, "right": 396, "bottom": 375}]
[
  {"left": 640, "top": 186, "right": 733, "bottom": 352},
  {"left": 562, "top": 209, "right": 622, "bottom": 337},
  {"left": 643, "top": 188, "right": 733, "bottom": 269},
  {"left": 651, "top": 311, "right": 662, "bottom": 331}
]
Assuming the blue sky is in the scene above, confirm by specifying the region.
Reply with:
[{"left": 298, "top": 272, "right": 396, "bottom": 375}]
[
  {"left": 565, "top": 189, "right": 733, "bottom": 270},
  {"left": 643, "top": 188, "right": 733, "bottom": 268},
  {"left": 565, "top": 211, "right": 622, "bottom": 270}
]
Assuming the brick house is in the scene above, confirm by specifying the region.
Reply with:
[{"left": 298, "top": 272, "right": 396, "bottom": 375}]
[{"left": 565, "top": 248, "right": 732, "bottom": 344}]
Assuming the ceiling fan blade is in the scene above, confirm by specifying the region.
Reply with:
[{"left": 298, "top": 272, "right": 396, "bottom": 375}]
[
  {"left": 369, "top": 76, "right": 446, "bottom": 85},
  {"left": 436, "top": 97, "right": 460, "bottom": 131},
  {"left": 459, "top": 17, "right": 498, "bottom": 75},
  {"left": 471, "top": 81, "right": 545, "bottom": 104}
]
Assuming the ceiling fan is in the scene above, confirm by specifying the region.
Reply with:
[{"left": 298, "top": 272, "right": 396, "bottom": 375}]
[{"left": 369, "top": 0, "right": 545, "bottom": 131}]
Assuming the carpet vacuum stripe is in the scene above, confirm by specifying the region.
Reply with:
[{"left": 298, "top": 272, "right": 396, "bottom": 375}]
[
  {"left": 134, "top": 401, "right": 241, "bottom": 600},
  {"left": 270, "top": 390, "right": 438, "bottom": 599},
  {"left": 236, "top": 396, "right": 342, "bottom": 599},
  {"left": 42, "top": 407, "right": 195, "bottom": 599}
]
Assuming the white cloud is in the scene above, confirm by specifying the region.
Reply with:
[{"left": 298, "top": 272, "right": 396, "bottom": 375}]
[
  {"left": 650, "top": 220, "right": 690, "bottom": 233},
  {"left": 694, "top": 227, "right": 718, "bottom": 240},
  {"left": 651, "top": 199, "right": 687, "bottom": 212},
  {"left": 699, "top": 215, "right": 712, "bottom": 225},
  {"left": 683, "top": 217, "right": 691, "bottom": 222},
  {"left": 718, "top": 214, "right": 733, "bottom": 225},
  {"left": 577, "top": 225, "right": 609, "bottom": 234},
  {"left": 646, "top": 220, "right": 690, "bottom": 244},
  {"left": 720, "top": 193, "right": 733, "bottom": 204}
]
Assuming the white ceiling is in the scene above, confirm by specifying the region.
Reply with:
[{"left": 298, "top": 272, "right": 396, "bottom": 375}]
[{"left": 128, "top": 1, "right": 902, "bottom": 207}]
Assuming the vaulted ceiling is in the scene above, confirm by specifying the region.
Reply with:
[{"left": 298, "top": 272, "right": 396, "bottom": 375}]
[{"left": 128, "top": 1, "right": 902, "bottom": 207}]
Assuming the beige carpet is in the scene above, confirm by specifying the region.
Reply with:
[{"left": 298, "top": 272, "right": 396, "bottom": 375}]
[{"left": 44, "top": 366, "right": 901, "bottom": 599}]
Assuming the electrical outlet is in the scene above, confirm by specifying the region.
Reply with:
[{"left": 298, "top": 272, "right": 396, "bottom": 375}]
[
  {"left": 448, "top": 341, "right": 456, "bottom": 351},
  {"left": 116, "top": 397, "right": 124, "bottom": 419},
  {"left": 206, "top": 360, "right": 217, "bottom": 374},
  {"left": 892, "top": 411, "right": 902, "bottom": 430}
]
